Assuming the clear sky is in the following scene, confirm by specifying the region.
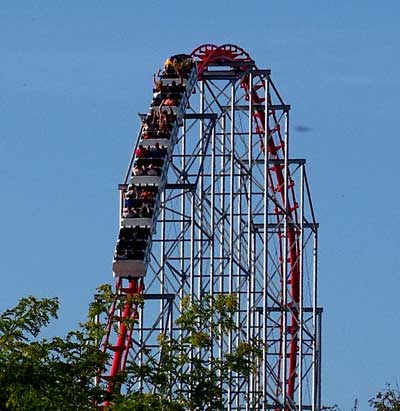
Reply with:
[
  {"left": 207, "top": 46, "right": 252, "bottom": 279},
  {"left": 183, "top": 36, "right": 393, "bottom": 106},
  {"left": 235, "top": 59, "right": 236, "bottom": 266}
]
[{"left": 1, "top": 1, "right": 399, "bottom": 409}]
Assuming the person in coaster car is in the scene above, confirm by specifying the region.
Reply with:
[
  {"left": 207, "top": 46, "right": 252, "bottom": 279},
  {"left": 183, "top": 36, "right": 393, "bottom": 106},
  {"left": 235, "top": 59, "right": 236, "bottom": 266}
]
[{"left": 135, "top": 144, "right": 150, "bottom": 158}]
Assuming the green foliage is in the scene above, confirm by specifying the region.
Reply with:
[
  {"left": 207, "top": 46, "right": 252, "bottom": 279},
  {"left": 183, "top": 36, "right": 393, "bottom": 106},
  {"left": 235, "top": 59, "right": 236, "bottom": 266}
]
[
  {"left": 0, "top": 296, "right": 59, "bottom": 344},
  {"left": 0, "top": 296, "right": 106, "bottom": 410},
  {"left": 370, "top": 386, "right": 400, "bottom": 411},
  {"left": 109, "top": 393, "right": 184, "bottom": 411},
  {"left": 118, "top": 293, "right": 262, "bottom": 411},
  {"left": 0, "top": 290, "right": 262, "bottom": 410}
]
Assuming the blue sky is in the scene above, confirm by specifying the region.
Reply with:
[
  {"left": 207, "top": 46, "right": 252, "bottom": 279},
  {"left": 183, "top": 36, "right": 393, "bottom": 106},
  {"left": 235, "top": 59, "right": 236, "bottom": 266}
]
[{"left": 1, "top": 1, "right": 400, "bottom": 409}]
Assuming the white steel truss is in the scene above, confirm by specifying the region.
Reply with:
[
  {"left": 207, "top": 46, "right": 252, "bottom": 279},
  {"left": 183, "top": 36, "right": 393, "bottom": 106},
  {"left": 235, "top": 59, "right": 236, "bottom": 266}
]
[{"left": 111, "top": 62, "right": 321, "bottom": 411}]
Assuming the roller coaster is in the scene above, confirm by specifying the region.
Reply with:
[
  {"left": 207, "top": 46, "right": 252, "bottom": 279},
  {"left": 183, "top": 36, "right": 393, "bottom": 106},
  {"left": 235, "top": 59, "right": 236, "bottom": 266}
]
[{"left": 96, "top": 44, "right": 322, "bottom": 411}]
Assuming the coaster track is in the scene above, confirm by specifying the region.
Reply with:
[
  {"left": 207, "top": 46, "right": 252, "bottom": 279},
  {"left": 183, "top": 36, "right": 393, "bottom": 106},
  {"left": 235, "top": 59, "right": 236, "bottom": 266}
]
[{"left": 97, "top": 44, "right": 321, "bottom": 411}]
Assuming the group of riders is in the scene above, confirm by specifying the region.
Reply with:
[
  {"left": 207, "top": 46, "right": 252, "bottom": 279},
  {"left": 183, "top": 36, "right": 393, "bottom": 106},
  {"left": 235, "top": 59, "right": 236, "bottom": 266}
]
[{"left": 115, "top": 54, "right": 195, "bottom": 262}]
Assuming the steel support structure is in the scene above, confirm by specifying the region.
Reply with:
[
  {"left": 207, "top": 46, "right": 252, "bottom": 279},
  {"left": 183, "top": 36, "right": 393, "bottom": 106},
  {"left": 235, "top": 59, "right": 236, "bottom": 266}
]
[{"left": 99, "top": 44, "right": 322, "bottom": 411}]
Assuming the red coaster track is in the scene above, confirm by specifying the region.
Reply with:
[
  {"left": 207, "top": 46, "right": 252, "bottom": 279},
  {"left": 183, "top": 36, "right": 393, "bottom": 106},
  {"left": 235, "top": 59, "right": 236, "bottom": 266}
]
[{"left": 192, "top": 43, "right": 301, "bottom": 404}]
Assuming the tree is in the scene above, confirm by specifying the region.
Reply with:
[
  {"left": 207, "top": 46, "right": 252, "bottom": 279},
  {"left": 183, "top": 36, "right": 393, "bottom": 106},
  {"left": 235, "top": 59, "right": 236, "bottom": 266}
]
[
  {"left": 370, "top": 386, "right": 400, "bottom": 411},
  {"left": 0, "top": 296, "right": 105, "bottom": 410},
  {"left": 110, "top": 293, "right": 262, "bottom": 410},
  {"left": 0, "top": 291, "right": 262, "bottom": 410}
]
